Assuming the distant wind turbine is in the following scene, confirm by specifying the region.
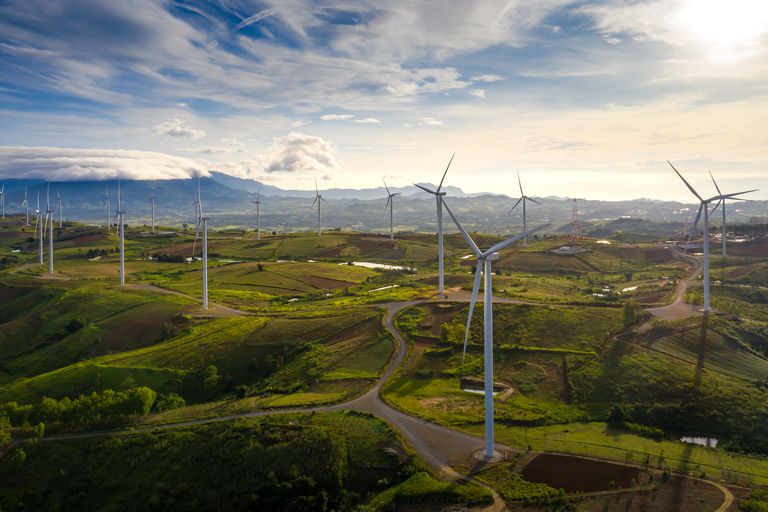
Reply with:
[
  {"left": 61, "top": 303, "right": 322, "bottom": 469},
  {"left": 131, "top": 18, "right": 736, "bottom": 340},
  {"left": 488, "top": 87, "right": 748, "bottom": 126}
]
[
  {"left": 509, "top": 171, "right": 541, "bottom": 246},
  {"left": 311, "top": 178, "right": 324, "bottom": 237},
  {"left": 21, "top": 187, "right": 29, "bottom": 226},
  {"left": 57, "top": 189, "right": 63, "bottom": 227},
  {"left": 251, "top": 184, "right": 262, "bottom": 240},
  {"left": 116, "top": 182, "right": 126, "bottom": 287},
  {"left": 707, "top": 171, "right": 756, "bottom": 259},
  {"left": 0, "top": 184, "right": 4, "bottom": 218},
  {"left": 192, "top": 178, "right": 209, "bottom": 310},
  {"left": 444, "top": 199, "right": 547, "bottom": 459},
  {"left": 34, "top": 192, "right": 43, "bottom": 265},
  {"left": 45, "top": 185, "right": 54, "bottom": 274},
  {"left": 669, "top": 161, "right": 756, "bottom": 311},
  {"left": 383, "top": 179, "right": 400, "bottom": 241},
  {"left": 414, "top": 153, "right": 455, "bottom": 294},
  {"left": 104, "top": 187, "right": 112, "bottom": 231},
  {"left": 150, "top": 193, "right": 156, "bottom": 232}
]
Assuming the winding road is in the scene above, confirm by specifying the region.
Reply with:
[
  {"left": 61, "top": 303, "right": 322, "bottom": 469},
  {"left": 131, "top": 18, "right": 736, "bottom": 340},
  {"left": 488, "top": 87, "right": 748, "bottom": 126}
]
[{"left": 26, "top": 255, "right": 733, "bottom": 511}]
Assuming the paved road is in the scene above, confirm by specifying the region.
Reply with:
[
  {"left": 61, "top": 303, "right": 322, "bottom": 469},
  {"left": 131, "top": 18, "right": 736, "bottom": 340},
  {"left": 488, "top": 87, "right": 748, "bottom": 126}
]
[
  {"left": 32, "top": 289, "right": 733, "bottom": 511},
  {"left": 647, "top": 245, "right": 704, "bottom": 321}
]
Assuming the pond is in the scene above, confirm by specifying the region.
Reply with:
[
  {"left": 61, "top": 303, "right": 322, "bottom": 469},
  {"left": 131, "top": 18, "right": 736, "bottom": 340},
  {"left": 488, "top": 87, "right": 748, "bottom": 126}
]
[{"left": 341, "top": 261, "right": 405, "bottom": 270}]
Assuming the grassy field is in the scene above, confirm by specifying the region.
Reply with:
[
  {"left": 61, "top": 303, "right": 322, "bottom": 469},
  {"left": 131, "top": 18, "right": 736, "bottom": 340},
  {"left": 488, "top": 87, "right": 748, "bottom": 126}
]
[{"left": 0, "top": 411, "right": 489, "bottom": 511}]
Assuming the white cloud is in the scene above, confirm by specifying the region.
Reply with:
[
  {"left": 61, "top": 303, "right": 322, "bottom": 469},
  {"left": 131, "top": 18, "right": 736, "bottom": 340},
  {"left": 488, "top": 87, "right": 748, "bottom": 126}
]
[
  {"left": 0, "top": 146, "right": 209, "bottom": 181},
  {"left": 214, "top": 132, "right": 339, "bottom": 177},
  {"left": 321, "top": 114, "right": 355, "bottom": 121},
  {"left": 155, "top": 118, "right": 206, "bottom": 139},
  {"left": 355, "top": 117, "right": 381, "bottom": 124},
  {"left": 235, "top": 9, "right": 276, "bottom": 30},
  {"left": 470, "top": 89, "right": 487, "bottom": 98},
  {"left": 471, "top": 73, "right": 504, "bottom": 82},
  {"left": 183, "top": 146, "right": 229, "bottom": 154},
  {"left": 290, "top": 120, "right": 309, "bottom": 127},
  {"left": 421, "top": 117, "right": 444, "bottom": 126}
]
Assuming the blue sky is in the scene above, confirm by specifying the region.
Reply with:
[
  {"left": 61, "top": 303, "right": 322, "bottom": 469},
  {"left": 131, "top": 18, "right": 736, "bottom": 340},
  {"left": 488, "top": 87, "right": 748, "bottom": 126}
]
[{"left": 0, "top": 0, "right": 767, "bottom": 200}]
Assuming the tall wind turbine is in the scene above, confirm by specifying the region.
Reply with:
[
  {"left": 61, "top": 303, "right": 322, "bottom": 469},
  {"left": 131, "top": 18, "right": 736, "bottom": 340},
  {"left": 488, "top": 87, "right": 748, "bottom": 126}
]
[
  {"left": 383, "top": 179, "right": 400, "bottom": 241},
  {"left": 443, "top": 200, "right": 546, "bottom": 459},
  {"left": 311, "top": 179, "right": 324, "bottom": 237},
  {"left": 21, "top": 187, "right": 29, "bottom": 226},
  {"left": 116, "top": 182, "right": 126, "bottom": 287},
  {"left": 0, "top": 184, "right": 4, "bottom": 218},
  {"left": 251, "top": 184, "right": 262, "bottom": 240},
  {"left": 57, "top": 189, "right": 63, "bottom": 227},
  {"left": 34, "top": 192, "right": 43, "bottom": 265},
  {"left": 149, "top": 193, "right": 156, "bottom": 232},
  {"left": 414, "top": 153, "right": 455, "bottom": 294},
  {"left": 45, "top": 185, "right": 54, "bottom": 274},
  {"left": 669, "top": 161, "right": 756, "bottom": 311},
  {"left": 509, "top": 171, "right": 541, "bottom": 246},
  {"left": 192, "top": 178, "right": 209, "bottom": 310}
]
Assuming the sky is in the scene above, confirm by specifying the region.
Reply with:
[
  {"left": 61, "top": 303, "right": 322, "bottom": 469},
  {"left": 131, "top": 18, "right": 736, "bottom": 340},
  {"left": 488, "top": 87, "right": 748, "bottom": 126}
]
[{"left": 0, "top": 0, "right": 767, "bottom": 201}]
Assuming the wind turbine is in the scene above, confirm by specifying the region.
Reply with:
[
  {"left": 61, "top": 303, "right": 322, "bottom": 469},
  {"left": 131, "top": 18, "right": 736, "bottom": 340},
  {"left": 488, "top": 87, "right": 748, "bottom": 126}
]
[
  {"left": 21, "top": 187, "right": 29, "bottom": 226},
  {"left": 509, "top": 171, "right": 541, "bottom": 246},
  {"left": 383, "top": 179, "right": 400, "bottom": 241},
  {"left": 707, "top": 171, "right": 755, "bottom": 259},
  {"left": 251, "top": 184, "right": 262, "bottom": 240},
  {"left": 192, "top": 178, "right": 209, "bottom": 310},
  {"left": 414, "top": 153, "right": 455, "bottom": 294},
  {"left": 57, "top": 189, "right": 63, "bottom": 227},
  {"left": 311, "top": 178, "right": 324, "bottom": 237},
  {"left": 115, "top": 182, "right": 126, "bottom": 287},
  {"left": 45, "top": 185, "right": 54, "bottom": 274},
  {"left": 34, "top": 192, "right": 43, "bottom": 265},
  {"left": 668, "top": 161, "right": 757, "bottom": 311},
  {"left": 104, "top": 187, "right": 112, "bottom": 231},
  {"left": 149, "top": 193, "right": 156, "bottom": 232},
  {"left": 443, "top": 199, "right": 546, "bottom": 459},
  {"left": 0, "top": 184, "right": 4, "bottom": 218},
  {"left": 192, "top": 181, "right": 202, "bottom": 254}
]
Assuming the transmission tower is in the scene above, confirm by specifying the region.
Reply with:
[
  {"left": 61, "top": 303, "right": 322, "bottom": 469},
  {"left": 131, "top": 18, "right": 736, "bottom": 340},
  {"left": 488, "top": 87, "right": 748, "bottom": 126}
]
[{"left": 570, "top": 198, "right": 581, "bottom": 240}]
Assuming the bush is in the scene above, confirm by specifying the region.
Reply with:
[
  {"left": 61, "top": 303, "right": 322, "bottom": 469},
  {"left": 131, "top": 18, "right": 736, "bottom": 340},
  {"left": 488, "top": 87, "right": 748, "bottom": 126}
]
[{"left": 153, "top": 392, "right": 186, "bottom": 412}]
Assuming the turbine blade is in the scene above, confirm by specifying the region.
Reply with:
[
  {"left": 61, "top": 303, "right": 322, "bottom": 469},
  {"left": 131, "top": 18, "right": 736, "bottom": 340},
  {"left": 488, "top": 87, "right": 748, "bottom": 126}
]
[
  {"left": 442, "top": 200, "right": 481, "bottom": 256},
  {"left": 484, "top": 224, "right": 550, "bottom": 257},
  {"left": 462, "top": 264, "right": 483, "bottom": 362},
  {"left": 384, "top": 196, "right": 391, "bottom": 213},
  {"left": 315, "top": 177, "right": 318, "bottom": 196},
  {"left": 517, "top": 170, "right": 524, "bottom": 196},
  {"left": 667, "top": 160, "right": 702, "bottom": 201},
  {"left": 414, "top": 183, "right": 437, "bottom": 195},
  {"left": 719, "top": 189, "right": 759, "bottom": 199},
  {"left": 508, "top": 197, "right": 523, "bottom": 213},
  {"left": 256, "top": 183, "right": 261, "bottom": 202},
  {"left": 311, "top": 196, "right": 318, "bottom": 207},
  {"left": 528, "top": 197, "right": 542, "bottom": 205},
  {"left": 710, "top": 199, "right": 722, "bottom": 216},
  {"left": 708, "top": 170, "right": 722, "bottom": 195},
  {"left": 690, "top": 204, "right": 704, "bottom": 238},
  {"left": 436, "top": 153, "right": 455, "bottom": 193},
  {"left": 383, "top": 178, "right": 390, "bottom": 195}
]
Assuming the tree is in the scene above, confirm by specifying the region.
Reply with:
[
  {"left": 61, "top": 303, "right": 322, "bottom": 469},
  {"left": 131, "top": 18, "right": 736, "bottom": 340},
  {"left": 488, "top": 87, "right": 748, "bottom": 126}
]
[
  {"left": 203, "top": 365, "right": 221, "bottom": 389},
  {"left": 623, "top": 300, "right": 641, "bottom": 328},
  {"left": 607, "top": 404, "right": 626, "bottom": 426}
]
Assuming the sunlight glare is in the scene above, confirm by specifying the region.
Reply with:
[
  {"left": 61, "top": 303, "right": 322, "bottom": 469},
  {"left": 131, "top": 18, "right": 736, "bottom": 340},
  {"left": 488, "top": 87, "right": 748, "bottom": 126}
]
[{"left": 675, "top": 0, "right": 768, "bottom": 58}]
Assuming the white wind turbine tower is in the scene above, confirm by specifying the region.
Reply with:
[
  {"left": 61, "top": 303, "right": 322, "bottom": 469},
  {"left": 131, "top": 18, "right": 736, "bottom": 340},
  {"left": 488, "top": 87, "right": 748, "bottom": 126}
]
[
  {"left": 509, "top": 171, "right": 541, "bottom": 246},
  {"left": 57, "top": 189, "right": 63, "bottom": 227},
  {"left": 251, "top": 184, "right": 262, "bottom": 240},
  {"left": 192, "top": 179, "right": 209, "bottom": 310},
  {"left": 115, "top": 182, "right": 126, "bottom": 287},
  {"left": 21, "top": 187, "right": 29, "bottom": 226},
  {"left": 34, "top": 192, "right": 43, "bottom": 265},
  {"left": 44, "top": 185, "right": 54, "bottom": 274},
  {"left": 149, "top": 193, "right": 156, "bottom": 232},
  {"left": 669, "top": 161, "right": 756, "bottom": 312},
  {"left": 414, "top": 153, "right": 455, "bottom": 294},
  {"left": 311, "top": 179, "right": 324, "bottom": 237},
  {"left": 707, "top": 171, "right": 756, "bottom": 259},
  {"left": 444, "top": 200, "right": 546, "bottom": 459},
  {"left": 383, "top": 179, "right": 400, "bottom": 241},
  {"left": 0, "top": 184, "right": 4, "bottom": 218}
]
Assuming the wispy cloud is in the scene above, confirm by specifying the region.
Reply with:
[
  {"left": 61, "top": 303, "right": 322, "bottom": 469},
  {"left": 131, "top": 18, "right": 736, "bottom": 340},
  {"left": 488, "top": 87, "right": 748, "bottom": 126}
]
[
  {"left": 155, "top": 118, "right": 206, "bottom": 139},
  {"left": 470, "top": 89, "right": 486, "bottom": 99},
  {"left": 471, "top": 74, "right": 504, "bottom": 82},
  {"left": 321, "top": 114, "right": 355, "bottom": 121},
  {"left": 0, "top": 146, "right": 209, "bottom": 181},
  {"left": 355, "top": 117, "right": 381, "bottom": 124},
  {"left": 421, "top": 117, "right": 443, "bottom": 126},
  {"left": 235, "top": 9, "right": 276, "bottom": 30}
]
